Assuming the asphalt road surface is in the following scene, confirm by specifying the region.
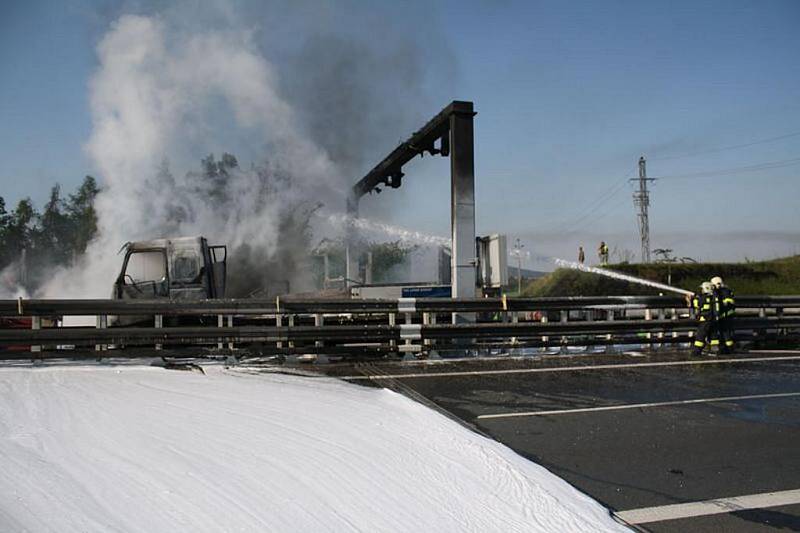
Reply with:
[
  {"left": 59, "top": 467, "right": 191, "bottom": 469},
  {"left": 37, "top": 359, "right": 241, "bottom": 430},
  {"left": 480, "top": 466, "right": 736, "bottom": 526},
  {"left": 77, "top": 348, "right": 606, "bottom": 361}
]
[{"left": 330, "top": 349, "right": 800, "bottom": 531}]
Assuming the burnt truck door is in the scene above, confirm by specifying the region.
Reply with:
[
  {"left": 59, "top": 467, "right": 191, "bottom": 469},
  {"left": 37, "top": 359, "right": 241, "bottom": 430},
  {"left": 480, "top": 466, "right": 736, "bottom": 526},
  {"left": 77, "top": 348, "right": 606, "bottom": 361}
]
[
  {"left": 208, "top": 244, "right": 227, "bottom": 298},
  {"left": 116, "top": 249, "right": 169, "bottom": 299}
]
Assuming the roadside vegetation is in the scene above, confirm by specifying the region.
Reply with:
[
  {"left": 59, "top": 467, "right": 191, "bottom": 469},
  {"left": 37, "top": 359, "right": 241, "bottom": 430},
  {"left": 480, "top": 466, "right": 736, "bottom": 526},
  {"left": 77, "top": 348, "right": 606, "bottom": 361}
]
[
  {"left": 522, "top": 256, "right": 800, "bottom": 296},
  {"left": 0, "top": 177, "right": 99, "bottom": 292}
]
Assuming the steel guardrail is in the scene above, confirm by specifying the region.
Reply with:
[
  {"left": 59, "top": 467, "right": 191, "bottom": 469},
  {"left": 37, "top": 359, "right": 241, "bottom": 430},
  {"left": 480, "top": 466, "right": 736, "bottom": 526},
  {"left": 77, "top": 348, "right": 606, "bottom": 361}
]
[
  {"left": 2, "top": 295, "right": 799, "bottom": 316},
  {"left": 1, "top": 317, "right": 797, "bottom": 346}
]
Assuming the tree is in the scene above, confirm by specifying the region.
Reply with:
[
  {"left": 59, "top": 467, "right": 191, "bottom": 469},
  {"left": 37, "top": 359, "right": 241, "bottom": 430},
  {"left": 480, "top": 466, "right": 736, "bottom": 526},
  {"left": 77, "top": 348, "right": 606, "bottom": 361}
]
[
  {"left": 66, "top": 176, "right": 100, "bottom": 254},
  {"left": 0, "top": 196, "right": 10, "bottom": 267},
  {"left": 0, "top": 178, "right": 100, "bottom": 293},
  {"left": 5, "top": 199, "right": 35, "bottom": 256},
  {"left": 36, "top": 185, "right": 72, "bottom": 265},
  {"left": 196, "top": 152, "right": 238, "bottom": 208},
  {"left": 310, "top": 239, "right": 418, "bottom": 288}
]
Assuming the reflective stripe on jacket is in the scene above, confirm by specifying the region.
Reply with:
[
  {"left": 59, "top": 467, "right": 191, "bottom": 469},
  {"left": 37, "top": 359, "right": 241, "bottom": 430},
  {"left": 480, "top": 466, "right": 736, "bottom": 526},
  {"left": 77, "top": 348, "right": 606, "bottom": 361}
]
[
  {"left": 715, "top": 286, "right": 736, "bottom": 318},
  {"left": 692, "top": 293, "right": 714, "bottom": 321}
]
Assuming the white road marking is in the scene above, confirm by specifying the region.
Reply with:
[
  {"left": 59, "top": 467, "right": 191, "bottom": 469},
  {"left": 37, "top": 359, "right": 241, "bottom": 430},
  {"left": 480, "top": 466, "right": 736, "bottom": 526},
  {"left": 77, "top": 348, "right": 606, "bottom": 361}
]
[
  {"left": 340, "top": 355, "right": 800, "bottom": 380},
  {"left": 476, "top": 391, "right": 800, "bottom": 419},
  {"left": 615, "top": 488, "right": 800, "bottom": 525}
]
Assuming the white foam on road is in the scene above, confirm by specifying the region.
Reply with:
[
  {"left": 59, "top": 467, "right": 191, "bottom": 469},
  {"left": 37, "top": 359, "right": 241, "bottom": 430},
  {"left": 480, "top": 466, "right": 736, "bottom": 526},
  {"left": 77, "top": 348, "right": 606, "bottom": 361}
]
[
  {"left": 0, "top": 365, "right": 629, "bottom": 532},
  {"left": 477, "top": 391, "right": 800, "bottom": 419},
  {"left": 616, "top": 488, "right": 800, "bottom": 524}
]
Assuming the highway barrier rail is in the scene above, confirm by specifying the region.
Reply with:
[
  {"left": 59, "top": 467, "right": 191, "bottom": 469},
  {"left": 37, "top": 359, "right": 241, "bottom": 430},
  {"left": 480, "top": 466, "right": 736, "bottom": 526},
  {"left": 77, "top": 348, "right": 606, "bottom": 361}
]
[{"left": 1, "top": 295, "right": 798, "bottom": 360}]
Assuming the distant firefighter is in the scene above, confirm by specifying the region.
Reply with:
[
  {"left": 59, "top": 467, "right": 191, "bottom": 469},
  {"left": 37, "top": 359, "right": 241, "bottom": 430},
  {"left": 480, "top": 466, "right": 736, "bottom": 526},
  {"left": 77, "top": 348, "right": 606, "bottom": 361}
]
[
  {"left": 578, "top": 246, "right": 585, "bottom": 264},
  {"left": 598, "top": 241, "right": 609, "bottom": 265},
  {"left": 691, "top": 282, "right": 716, "bottom": 356},
  {"left": 711, "top": 276, "right": 736, "bottom": 354}
]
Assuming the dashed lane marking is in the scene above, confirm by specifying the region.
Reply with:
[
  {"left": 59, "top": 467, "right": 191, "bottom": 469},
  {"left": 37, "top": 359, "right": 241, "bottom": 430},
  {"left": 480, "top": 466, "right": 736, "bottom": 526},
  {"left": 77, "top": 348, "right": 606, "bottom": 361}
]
[
  {"left": 475, "top": 391, "right": 800, "bottom": 419},
  {"left": 339, "top": 355, "right": 800, "bottom": 381},
  {"left": 615, "top": 488, "right": 800, "bottom": 525}
]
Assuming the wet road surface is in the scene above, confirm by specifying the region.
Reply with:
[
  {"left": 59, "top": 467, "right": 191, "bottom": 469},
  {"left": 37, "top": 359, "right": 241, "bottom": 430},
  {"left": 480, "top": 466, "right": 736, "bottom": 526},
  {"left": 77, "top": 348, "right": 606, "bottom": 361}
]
[{"left": 327, "top": 350, "right": 800, "bottom": 531}]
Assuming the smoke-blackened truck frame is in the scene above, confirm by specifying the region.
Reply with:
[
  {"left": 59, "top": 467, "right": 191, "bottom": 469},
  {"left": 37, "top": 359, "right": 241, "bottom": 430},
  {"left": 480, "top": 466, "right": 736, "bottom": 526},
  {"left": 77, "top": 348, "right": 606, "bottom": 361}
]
[{"left": 113, "top": 236, "right": 227, "bottom": 303}]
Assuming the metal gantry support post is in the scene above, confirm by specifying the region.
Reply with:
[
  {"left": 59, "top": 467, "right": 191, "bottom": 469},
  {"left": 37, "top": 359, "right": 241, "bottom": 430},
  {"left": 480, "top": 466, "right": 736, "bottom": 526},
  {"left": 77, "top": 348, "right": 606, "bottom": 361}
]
[
  {"left": 345, "top": 194, "right": 360, "bottom": 290},
  {"left": 450, "top": 102, "right": 477, "bottom": 322}
]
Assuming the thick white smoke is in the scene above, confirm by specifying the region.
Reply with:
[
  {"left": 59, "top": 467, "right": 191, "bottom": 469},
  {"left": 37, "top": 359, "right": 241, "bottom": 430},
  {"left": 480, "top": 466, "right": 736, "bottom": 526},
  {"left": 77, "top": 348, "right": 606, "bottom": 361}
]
[{"left": 40, "top": 14, "right": 339, "bottom": 298}]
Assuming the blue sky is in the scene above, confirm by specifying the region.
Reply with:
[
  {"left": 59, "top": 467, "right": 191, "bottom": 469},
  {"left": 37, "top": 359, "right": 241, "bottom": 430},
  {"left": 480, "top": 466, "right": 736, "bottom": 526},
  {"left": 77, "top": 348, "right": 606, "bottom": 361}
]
[{"left": 1, "top": 0, "right": 799, "bottom": 266}]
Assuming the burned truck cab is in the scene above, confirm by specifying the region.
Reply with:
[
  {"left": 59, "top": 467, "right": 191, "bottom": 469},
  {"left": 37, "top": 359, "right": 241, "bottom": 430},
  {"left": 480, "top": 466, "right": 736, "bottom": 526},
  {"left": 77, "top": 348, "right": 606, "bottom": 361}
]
[{"left": 113, "top": 236, "right": 227, "bottom": 302}]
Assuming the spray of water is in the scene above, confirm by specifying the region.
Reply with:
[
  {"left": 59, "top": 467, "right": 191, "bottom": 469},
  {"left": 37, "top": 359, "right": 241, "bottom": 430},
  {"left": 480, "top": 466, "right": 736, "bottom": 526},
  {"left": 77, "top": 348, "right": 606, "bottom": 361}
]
[
  {"left": 325, "top": 213, "right": 450, "bottom": 247},
  {"left": 553, "top": 258, "right": 694, "bottom": 296},
  {"left": 325, "top": 216, "right": 693, "bottom": 296},
  {"left": 510, "top": 250, "right": 693, "bottom": 295}
]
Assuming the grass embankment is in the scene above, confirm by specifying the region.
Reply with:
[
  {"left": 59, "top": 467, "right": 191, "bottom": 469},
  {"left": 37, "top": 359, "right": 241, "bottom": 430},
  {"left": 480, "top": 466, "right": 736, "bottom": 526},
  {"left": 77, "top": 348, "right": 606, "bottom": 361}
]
[{"left": 522, "top": 255, "right": 800, "bottom": 297}]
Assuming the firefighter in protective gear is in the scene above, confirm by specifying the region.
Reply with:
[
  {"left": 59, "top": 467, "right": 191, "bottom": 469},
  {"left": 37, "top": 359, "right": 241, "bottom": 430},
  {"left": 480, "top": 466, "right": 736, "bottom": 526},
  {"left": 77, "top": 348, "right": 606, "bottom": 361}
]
[
  {"left": 711, "top": 275, "right": 736, "bottom": 354},
  {"left": 692, "top": 282, "right": 716, "bottom": 356},
  {"left": 598, "top": 241, "right": 609, "bottom": 265}
]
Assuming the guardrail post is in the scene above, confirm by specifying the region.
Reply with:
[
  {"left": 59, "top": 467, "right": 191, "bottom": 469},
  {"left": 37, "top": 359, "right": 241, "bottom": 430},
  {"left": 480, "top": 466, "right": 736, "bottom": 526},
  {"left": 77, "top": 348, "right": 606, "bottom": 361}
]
[
  {"left": 429, "top": 312, "right": 437, "bottom": 350},
  {"left": 644, "top": 308, "right": 653, "bottom": 350},
  {"left": 95, "top": 315, "right": 108, "bottom": 352},
  {"left": 288, "top": 315, "right": 295, "bottom": 348},
  {"left": 671, "top": 308, "right": 678, "bottom": 339},
  {"left": 276, "top": 314, "right": 283, "bottom": 349},
  {"left": 227, "top": 315, "right": 234, "bottom": 350},
  {"left": 31, "top": 316, "right": 41, "bottom": 353},
  {"left": 560, "top": 310, "right": 568, "bottom": 353},
  {"left": 389, "top": 313, "right": 397, "bottom": 351},
  {"left": 510, "top": 311, "right": 518, "bottom": 345},
  {"left": 540, "top": 313, "right": 548, "bottom": 344},
  {"left": 217, "top": 314, "right": 224, "bottom": 349},
  {"left": 756, "top": 307, "right": 767, "bottom": 340},
  {"left": 423, "top": 312, "right": 431, "bottom": 348},
  {"left": 605, "top": 310, "right": 614, "bottom": 353},
  {"left": 154, "top": 314, "right": 163, "bottom": 350},
  {"left": 404, "top": 312, "right": 413, "bottom": 350},
  {"left": 657, "top": 308, "right": 665, "bottom": 347},
  {"left": 315, "top": 314, "right": 324, "bottom": 348}
]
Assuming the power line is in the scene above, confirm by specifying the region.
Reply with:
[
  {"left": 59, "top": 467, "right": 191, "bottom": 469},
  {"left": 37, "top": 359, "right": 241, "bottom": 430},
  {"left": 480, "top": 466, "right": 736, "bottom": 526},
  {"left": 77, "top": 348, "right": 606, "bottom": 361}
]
[
  {"left": 561, "top": 190, "right": 632, "bottom": 237},
  {"left": 650, "top": 130, "right": 800, "bottom": 161},
  {"left": 656, "top": 156, "right": 800, "bottom": 180},
  {"left": 541, "top": 166, "right": 637, "bottom": 235},
  {"left": 560, "top": 179, "right": 630, "bottom": 235}
]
